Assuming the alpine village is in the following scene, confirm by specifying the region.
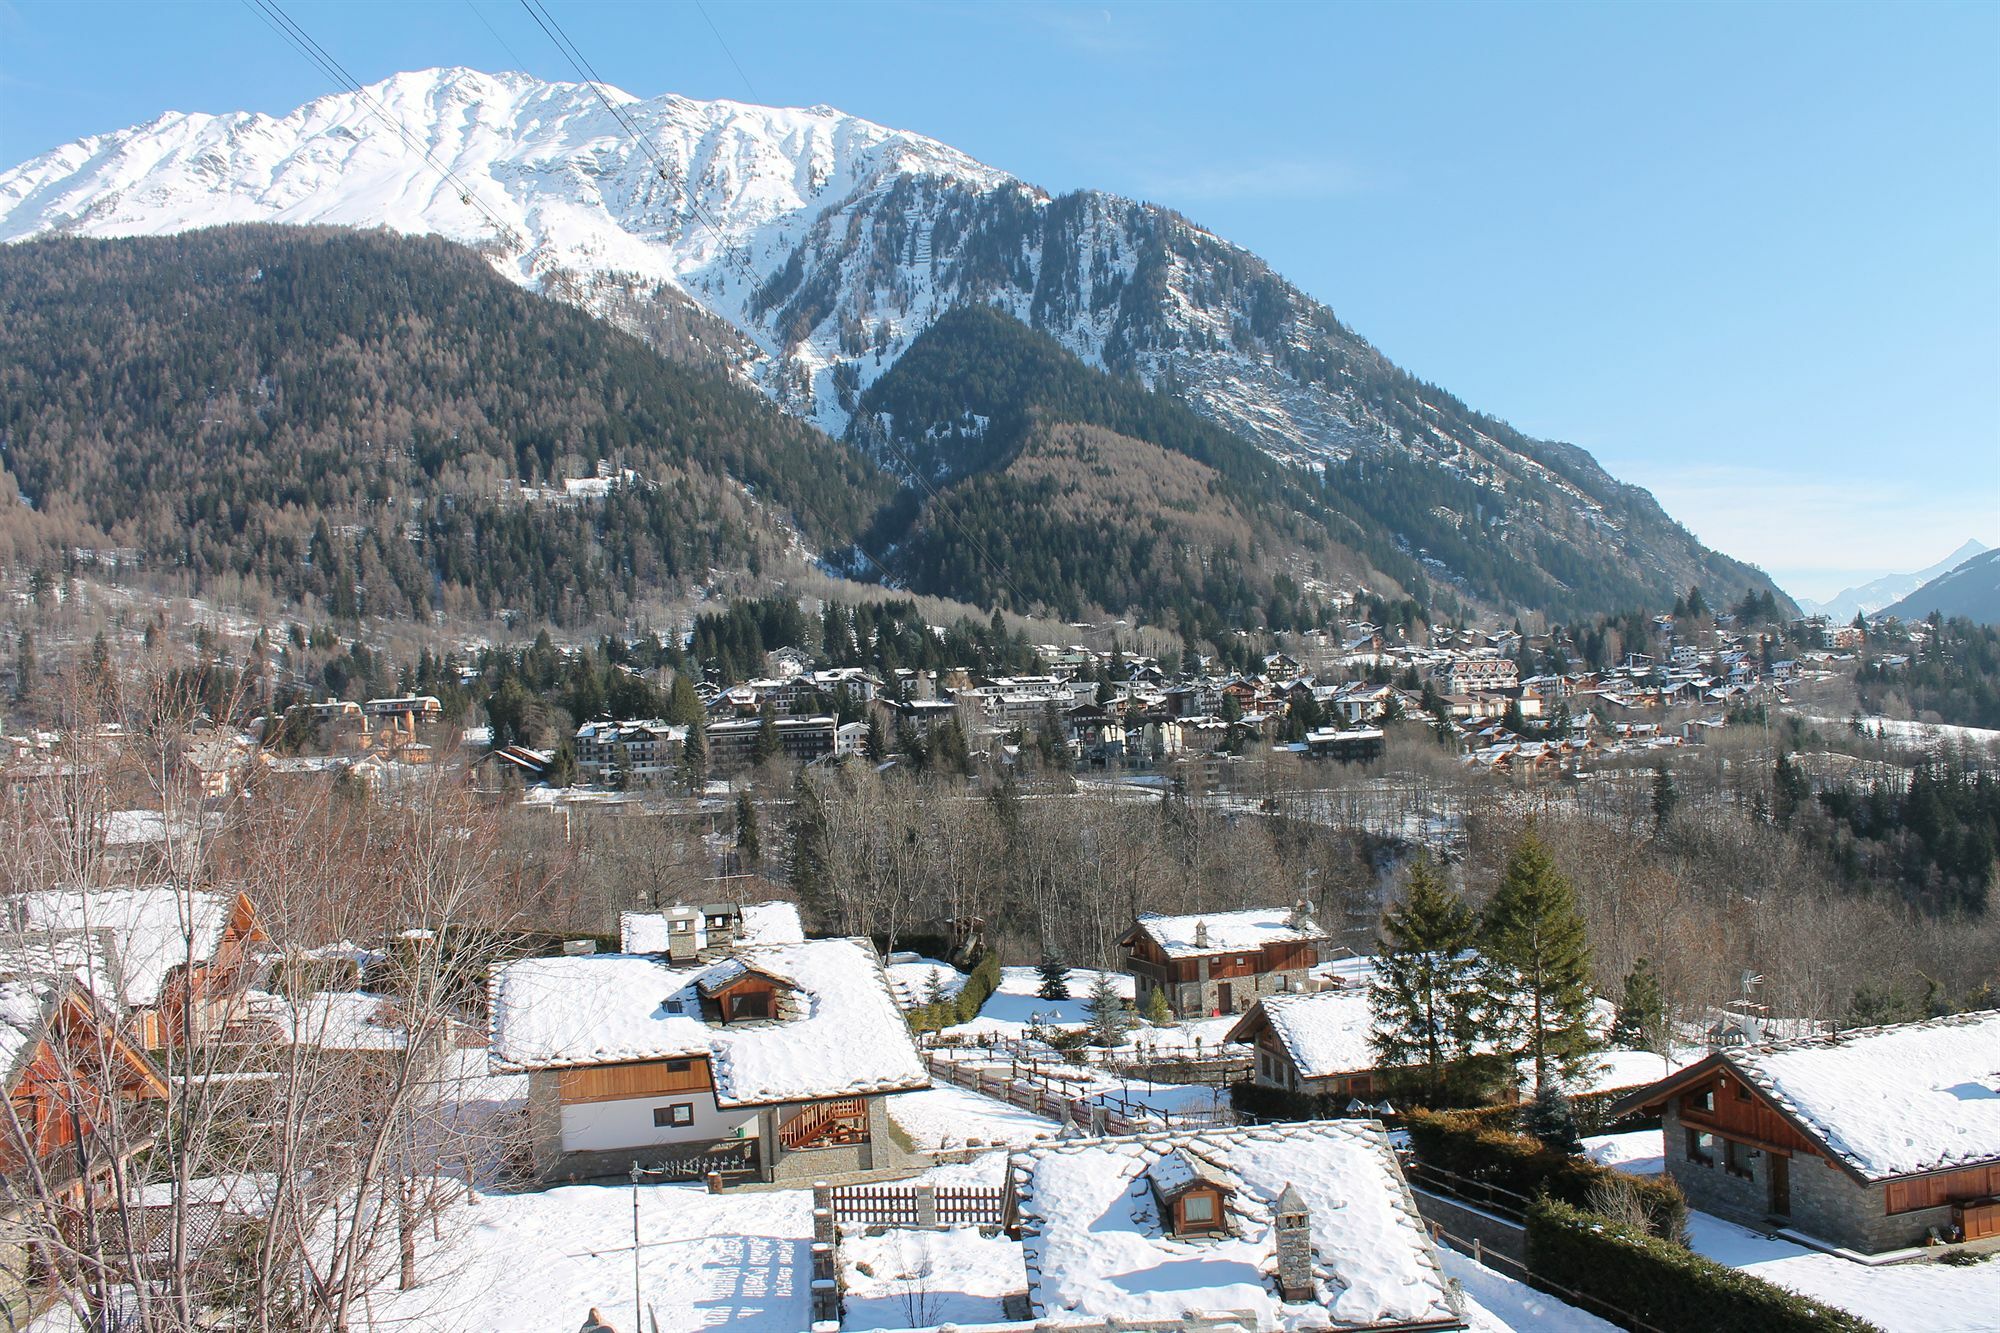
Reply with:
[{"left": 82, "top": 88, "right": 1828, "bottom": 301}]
[{"left": 0, "top": 12, "right": 1994, "bottom": 1333}]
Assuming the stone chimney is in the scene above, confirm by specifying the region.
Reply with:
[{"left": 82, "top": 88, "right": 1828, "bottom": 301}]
[
  {"left": 1193, "top": 919, "right": 1209, "bottom": 949},
  {"left": 1273, "top": 1182, "right": 1313, "bottom": 1303}
]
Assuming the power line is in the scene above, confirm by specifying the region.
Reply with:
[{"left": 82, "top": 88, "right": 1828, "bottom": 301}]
[
  {"left": 692, "top": 0, "right": 758, "bottom": 102},
  {"left": 242, "top": 0, "right": 523, "bottom": 250},
  {"left": 510, "top": 2, "right": 1035, "bottom": 614},
  {"left": 515, "top": 0, "right": 757, "bottom": 286},
  {"left": 465, "top": 0, "right": 534, "bottom": 74}
]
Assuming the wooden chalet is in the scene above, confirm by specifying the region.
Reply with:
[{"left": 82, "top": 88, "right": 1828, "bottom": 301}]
[
  {"left": 1120, "top": 905, "right": 1329, "bottom": 1019},
  {"left": 1614, "top": 1011, "right": 2000, "bottom": 1252},
  {"left": 489, "top": 935, "right": 929, "bottom": 1185},
  {"left": 12, "top": 886, "right": 270, "bottom": 1049}
]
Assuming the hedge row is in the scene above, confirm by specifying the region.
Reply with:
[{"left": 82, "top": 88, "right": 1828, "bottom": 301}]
[
  {"left": 1526, "top": 1198, "right": 1881, "bottom": 1333},
  {"left": 905, "top": 950, "right": 1002, "bottom": 1034},
  {"left": 1404, "top": 1108, "right": 1687, "bottom": 1239},
  {"left": 1448, "top": 1086, "right": 1659, "bottom": 1136}
]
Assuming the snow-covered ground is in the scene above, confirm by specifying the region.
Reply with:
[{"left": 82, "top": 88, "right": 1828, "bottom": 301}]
[
  {"left": 885, "top": 1083, "right": 1062, "bottom": 1151},
  {"left": 363, "top": 1181, "right": 813, "bottom": 1333},
  {"left": 1803, "top": 714, "right": 2000, "bottom": 754},
  {"left": 1581, "top": 1129, "right": 1664, "bottom": 1177},
  {"left": 939, "top": 965, "right": 1134, "bottom": 1040},
  {"left": 840, "top": 1227, "right": 1023, "bottom": 1330},
  {"left": 1440, "top": 1248, "right": 1619, "bottom": 1332},
  {"left": 1690, "top": 1211, "right": 2000, "bottom": 1333}
]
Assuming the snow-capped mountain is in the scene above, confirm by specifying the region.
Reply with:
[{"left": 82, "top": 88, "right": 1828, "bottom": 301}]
[
  {"left": 1798, "top": 539, "right": 1991, "bottom": 621},
  {"left": 0, "top": 67, "right": 1786, "bottom": 615}
]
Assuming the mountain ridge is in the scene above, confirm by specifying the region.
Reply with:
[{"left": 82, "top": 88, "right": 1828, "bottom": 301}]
[
  {"left": 0, "top": 66, "right": 1790, "bottom": 620},
  {"left": 1800, "top": 539, "right": 1990, "bottom": 621},
  {"left": 1879, "top": 549, "right": 2000, "bottom": 626}
]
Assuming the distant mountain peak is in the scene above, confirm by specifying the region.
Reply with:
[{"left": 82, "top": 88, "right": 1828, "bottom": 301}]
[
  {"left": 0, "top": 67, "right": 1787, "bottom": 618},
  {"left": 1799, "top": 538, "right": 1992, "bottom": 620}
]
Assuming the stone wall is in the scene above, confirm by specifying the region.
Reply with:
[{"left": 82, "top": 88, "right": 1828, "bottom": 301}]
[
  {"left": 1165, "top": 965, "right": 1313, "bottom": 1019},
  {"left": 1660, "top": 1102, "right": 1769, "bottom": 1230},
  {"left": 1663, "top": 1099, "right": 1957, "bottom": 1253}
]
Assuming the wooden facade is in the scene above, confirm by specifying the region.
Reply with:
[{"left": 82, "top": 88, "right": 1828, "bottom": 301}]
[
  {"left": 1675, "top": 1068, "right": 1819, "bottom": 1160},
  {"left": 142, "top": 890, "right": 271, "bottom": 1050},
  {"left": 1, "top": 987, "right": 168, "bottom": 1177},
  {"left": 557, "top": 1056, "right": 714, "bottom": 1106},
  {"left": 707, "top": 971, "right": 788, "bottom": 1023},
  {"left": 1885, "top": 1165, "right": 2000, "bottom": 1217}
]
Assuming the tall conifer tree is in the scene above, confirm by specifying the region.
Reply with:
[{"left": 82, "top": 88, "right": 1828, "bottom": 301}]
[
  {"left": 1370, "top": 857, "right": 1492, "bottom": 1105},
  {"left": 1482, "top": 828, "right": 1598, "bottom": 1093}
]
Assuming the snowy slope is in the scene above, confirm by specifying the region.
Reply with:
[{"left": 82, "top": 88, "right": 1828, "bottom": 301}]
[
  {"left": 0, "top": 67, "right": 1007, "bottom": 431},
  {"left": 0, "top": 67, "right": 1786, "bottom": 612}
]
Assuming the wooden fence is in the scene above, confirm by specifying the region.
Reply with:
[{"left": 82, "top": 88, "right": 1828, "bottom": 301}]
[
  {"left": 822, "top": 1182, "right": 1006, "bottom": 1228},
  {"left": 924, "top": 1052, "right": 1232, "bottom": 1135}
]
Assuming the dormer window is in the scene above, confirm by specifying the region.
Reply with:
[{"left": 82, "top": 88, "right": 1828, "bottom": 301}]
[
  {"left": 1176, "top": 1189, "right": 1222, "bottom": 1232},
  {"left": 1146, "top": 1147, "right": 1236, "bottom": 1238}
]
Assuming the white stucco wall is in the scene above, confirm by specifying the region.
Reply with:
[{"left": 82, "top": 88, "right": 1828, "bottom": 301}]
[{"left": 559, "top": 1092, "right": 759, "bottom": 1153}]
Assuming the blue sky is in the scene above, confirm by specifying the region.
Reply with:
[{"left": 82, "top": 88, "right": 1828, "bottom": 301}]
[{"left": 3, "top": 0, "right": 1995, "bottom": 603}]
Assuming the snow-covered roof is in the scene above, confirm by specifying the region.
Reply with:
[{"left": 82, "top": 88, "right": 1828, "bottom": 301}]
[
  {"left": 1010, "top": 1122, "right": 1460, "bottom": 1329},
  {"left": 0, "top": 978, "right": 55, "bottom": 1089},
  {"left": 1724, "top": 1011, "right": 2000, "bottom": 1181},
  {"left": 10, "top": 886, "right": 239, "bottom": 1009},
  {"left": 617, "top": 899, "right": 804, "bottom": 954},
  {"left": 488, "top": 938, "right": 929, "bottom": 1106},
  {"left": 245, "top": 990, "right": 412, "bottom": 1051},
  {"left": 1129, "top": 907, "right": 1328, "bottom": 959},
  {"left": 1248, "top": 990, "right": 1376, "bottom": 1079}
]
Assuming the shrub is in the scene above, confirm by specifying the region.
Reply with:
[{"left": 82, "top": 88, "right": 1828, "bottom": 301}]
[
  {"left": 1526, "top": 1198, "right": 1881, "bottom": 1332},
  {"left": 906, "top": 949, "right": 1002, "bottom": 1035},
  {"left": 1404, "top": 1108, "right": 1686, "bottom": 1240}
]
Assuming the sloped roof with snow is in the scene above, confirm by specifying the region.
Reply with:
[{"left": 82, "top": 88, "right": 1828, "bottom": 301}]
[
  {"left": 488, "top": 938, "right": 928, "bottom": 1106},
  {"left": 11, "top": 886, "right": 237, "bottom": 1008},
  {"left": 1725, "top": 1010, "right": 2000, "bottom": 1181},
  {"left": 1010, "top": 1122, "right": 1460, "bottom": 1330},
  {"left": 1249, "top": 990, "right": 1376, "bottom": 1079},
  {"left": 1129, "top": 907, "right": 1328, "bottom": 959}
]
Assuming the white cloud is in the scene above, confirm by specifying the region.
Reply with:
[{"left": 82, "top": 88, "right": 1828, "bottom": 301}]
[{"left": 1609, "top": 461, "right": 2000, "bottom": 604}]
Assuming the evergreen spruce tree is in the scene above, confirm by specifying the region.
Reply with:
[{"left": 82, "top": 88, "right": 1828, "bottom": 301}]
[
  {"left": 1652, "top": 766, "right": 1679, "bottom": 830},
  {"left": 865, "top": 711, "right": 888, "bottom": 763},
  {"left": 1142, "top": 984, "right": 1172, "bottom": 1024},
  {"left": 1482, "top": 828, "right": 1599, "bottom": 1093},
  {"left": 13, "top": 630, "right": 34, "bottom": 704},
  {"left": 734, "top": 791, "right": 761, "bottom": 866},
  {"left": 1369, "top": 857, "right": 1492, "bottom": 1105},
  {"left": 752, "top": 700, "right": 781, "bottom": 767},
  {"left": 1086, "top": 972, "right": 1132, "bottom": 1047},
  {"left": 1610, "top": 957, "right": 1668, "bottom": 1053},
  {"left": 1524, "top": 1082, "right": 1581, "bottom": 1154},
  {"left": 666, "top": 672, "right": 705, "bottom": 727},
  {"left": 1037, "top": 957, "right": 1071, "bottom": 1001},
  {"left": 546, "top": 738, "right": 577, "bottom": 789},
  {"left": 679, "top": 722, "right": 708, "bottom": 794},
  {"left": 1773, "top": 751, "right": 1810, "bottom": 827}
]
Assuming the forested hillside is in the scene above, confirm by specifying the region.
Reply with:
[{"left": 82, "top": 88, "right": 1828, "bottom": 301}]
[
  {"left": 854, "top": 306, "right": 1785, "bottom": 630},
  {"left": 0, "top": 227, "right": 892, "bottom": 624}
]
